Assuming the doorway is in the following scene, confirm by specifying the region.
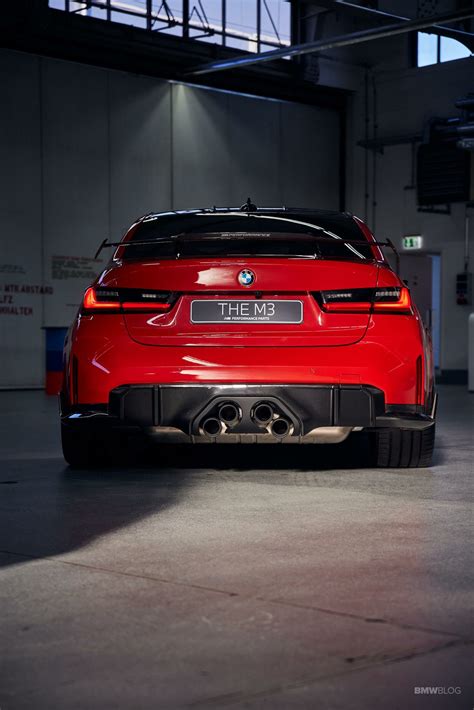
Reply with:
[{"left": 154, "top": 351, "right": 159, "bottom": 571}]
[{"left": 399, "top": 253, "right": 441, "bottom": 369}]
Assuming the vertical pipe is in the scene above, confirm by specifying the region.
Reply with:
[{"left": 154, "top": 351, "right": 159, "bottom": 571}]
[
  {"left": 289, "top": 0, "right": 300, "bottom": 71},
  {"left": 183, "top": 0, "right": 189, "bottom": 37},
  {"left": 290, "top": 0, "right": 299, "bottom": 45},
  {"left": 222, "top": 0, "right": 226, "bottom": 46},
  {"left": 106, "top": 0, "right": 111, "bottom": 22},
  {"left": 146, "top": 0, "right": 152, "bottom": 30},
  {"left": 256, "top": 0, "right": 261, "bottom": 52}
]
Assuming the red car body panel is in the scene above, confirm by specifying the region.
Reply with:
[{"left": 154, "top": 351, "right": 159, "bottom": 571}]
[{"left": 66, "top": 311, "right": 426, "bottom": 406}]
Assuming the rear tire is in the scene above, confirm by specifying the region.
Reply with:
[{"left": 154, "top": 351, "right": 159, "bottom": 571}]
[
  {"left": 61, "top": 424, "right": 115, "bottom": 468},
  {"left": 373, "top": 425, "right": 435, "bottom": 468}
]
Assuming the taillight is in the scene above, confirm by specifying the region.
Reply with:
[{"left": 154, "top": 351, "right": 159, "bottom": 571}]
[
  {"left": 82, "top": 287, "right": 176, "bottom": 313},
  {"left": 83, "top": 288, "right": 120, "bottom": 311},
  {"left": 315, "top": 287, "right": 412, "bottom": 314}
]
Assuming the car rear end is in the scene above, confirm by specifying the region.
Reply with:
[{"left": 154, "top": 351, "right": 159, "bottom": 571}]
[{"left": 60, "top": 209, "right": 436, "bottom": 467}]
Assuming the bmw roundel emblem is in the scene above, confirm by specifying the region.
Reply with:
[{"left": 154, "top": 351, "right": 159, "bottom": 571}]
[{"left": 238, "top": 269, "right": 255, "bottom": 287}]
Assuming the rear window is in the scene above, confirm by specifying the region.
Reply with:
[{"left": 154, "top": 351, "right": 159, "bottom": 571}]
[{"left": 120, "top": 212, "right": 374, "bottom": 261}]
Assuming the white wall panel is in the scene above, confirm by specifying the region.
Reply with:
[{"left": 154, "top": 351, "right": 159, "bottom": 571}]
[
  {"left": 42, "top": 59, "right": 110, "bottom": 326},
  {"left": 0, "top": 53, "right": 43, "bottom": 387}
]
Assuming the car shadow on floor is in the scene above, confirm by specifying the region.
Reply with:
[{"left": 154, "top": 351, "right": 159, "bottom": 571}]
[
  {"left": 0, "top": 433, "right": 438, "bottom": 570},
  {"left": 0, "top": 453, "right": 188, "bottom": 569}
]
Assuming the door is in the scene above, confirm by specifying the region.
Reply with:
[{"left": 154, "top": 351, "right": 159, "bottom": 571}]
[{"left": 399, "top": 253, "right": 441, "bottom": 369}]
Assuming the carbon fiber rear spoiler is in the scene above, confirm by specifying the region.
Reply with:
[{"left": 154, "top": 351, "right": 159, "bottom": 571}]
[{"left": 94, "top": 235, "right": 400, "bottom": 272}]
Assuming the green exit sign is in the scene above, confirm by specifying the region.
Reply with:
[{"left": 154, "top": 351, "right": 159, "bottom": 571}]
[{"left": 402, "top": 235, "right": 423, "bottom": 250}]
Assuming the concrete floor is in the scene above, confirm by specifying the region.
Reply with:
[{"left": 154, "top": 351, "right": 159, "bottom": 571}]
[{"left": 0, "top": 386, "right": 473, "bottom": 710}]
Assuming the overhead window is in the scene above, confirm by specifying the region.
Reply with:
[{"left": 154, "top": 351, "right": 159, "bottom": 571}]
[
  {"left": 417, "top": 32, "right": 471, "bottom": 67},
  {"left": 224, "top": 0, "right": 290, "bottom": 53},
  {"left": 48, "top": 1, "right": 291, "bottom": 52},
  {"left": 439, "top": 35, "right": 472, "bottom": 62}
]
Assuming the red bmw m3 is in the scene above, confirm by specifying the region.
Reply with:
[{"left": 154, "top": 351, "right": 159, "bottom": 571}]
[{"left": 60, "top": 203, "right": 436, "bottom": 468}]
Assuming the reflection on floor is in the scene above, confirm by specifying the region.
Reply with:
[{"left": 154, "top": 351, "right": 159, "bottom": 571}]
[{"left": 0, "top": 386, "right": 473, "bottom": 709}]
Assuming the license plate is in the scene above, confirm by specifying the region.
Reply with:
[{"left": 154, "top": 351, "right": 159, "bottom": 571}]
[{"left": 190, "top": 300, "right": 303, "bottom": 324}]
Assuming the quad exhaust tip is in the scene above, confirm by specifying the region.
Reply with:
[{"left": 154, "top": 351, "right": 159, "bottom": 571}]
[
  {"left": 218, "top": 402, "right": 241, "bottom": 427},
  {"left": 270, "top": 417, "right": 291, "bottom": 438},
  {"left": 201, "top": 417, "right": 222, "bottom": 437},
  {"left": 253, "top": 402, "right": 274, "bottom": 426}
]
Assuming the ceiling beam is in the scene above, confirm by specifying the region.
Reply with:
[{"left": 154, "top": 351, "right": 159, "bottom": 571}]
[
  {"left": 186, "top": 6, "right": 474, "bottom": 76},
  {"left": 310, "top": 1, "right": 474, "bottom": 47}
]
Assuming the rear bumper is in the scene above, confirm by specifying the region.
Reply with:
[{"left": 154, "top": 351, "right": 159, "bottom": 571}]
[
  {"left": 65, "top": 314, "right": 429, "bottom": 407},
  {"left": 61, "top": 384, "right": 436, "bottom": 441}
]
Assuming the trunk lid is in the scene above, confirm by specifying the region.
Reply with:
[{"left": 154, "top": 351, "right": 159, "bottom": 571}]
[{"left": 99, "top": 258, "right": 379, "bottom": 347}]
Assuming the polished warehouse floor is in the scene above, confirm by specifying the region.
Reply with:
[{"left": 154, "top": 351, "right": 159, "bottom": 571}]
[{"left": 0, "top": 386, "right": 473, "bottom": 709}]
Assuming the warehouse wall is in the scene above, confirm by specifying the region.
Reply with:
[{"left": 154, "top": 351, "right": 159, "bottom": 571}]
[
  {"left": 0, "top": 49, "right": 341, "bottom": 388},
  {"left": 347, "top": 55, "right": 474, "bottom": 375}
]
